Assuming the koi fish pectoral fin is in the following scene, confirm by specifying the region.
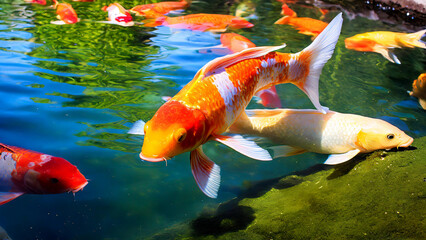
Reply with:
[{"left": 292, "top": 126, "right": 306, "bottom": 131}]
[
  {"left": 128, "top": 120, "right": 146, "bottom": 135},
  {"left": 323, "top": 149, "right": 360, "bottom": 165},
  {"left": 374, "top": 47, "right": 401, "bottom": 64},
  {"left": 269, "top": 145, "right": 307, "bottom": 158},
  {"left": 50, "top": 20, "right": 66, "bottom": 25},
  {"left": 190, "top": 147, "right": 221, "bottom": 198},
  {"left": 214, "top": 134, "right": 272, "bottom": 161},
  {"left": 0, "top": 192, "right": 24, "bottom": 205}
]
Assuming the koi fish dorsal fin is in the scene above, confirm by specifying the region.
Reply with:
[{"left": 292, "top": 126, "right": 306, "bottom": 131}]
[
  {"left": 190, "top": 147, "right": 221, "bottom": 198},
  {"left": 194, "top": 45, "right": 287, "bottom": 81}
]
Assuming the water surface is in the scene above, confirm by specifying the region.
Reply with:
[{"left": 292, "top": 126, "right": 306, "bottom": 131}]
[{"left": 0, "top": 0, "right": 424, "bottom": 239}]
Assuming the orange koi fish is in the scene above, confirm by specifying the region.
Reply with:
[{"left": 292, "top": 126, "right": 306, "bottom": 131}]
[
  {"left": 410, "top": 73, "right": 426, "bottom": 109},
  {"left": 24, "top": 0, "right": 46, "bottom": 5},
  {"left": 51, "top": 0, "right": 79, "bottom": 25},
  {"left": 345, "top": 30, "right": 426, "bottom": 64},
  {"left": 129, "top": 13, "right": 343, "bottom": 198},
  {"left": 228, "top": 109, "right": 413, "bottom": 164},
  {"left": 275, "top": 16, "right": 328, "bottom": 39},
  {"left": 0, "top": 143, "right": 88, "bottom": 205},
  {"left": 130, "top": 0, "right": 190, "bottom": 18},
  {"left": 144, "top": 13, "right": 254, "bottom": 32},
  {"left": 102, "top": 3, "right": 134, "bottom": 27}
]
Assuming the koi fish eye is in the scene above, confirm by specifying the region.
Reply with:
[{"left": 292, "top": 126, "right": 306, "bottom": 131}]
[
  {"left": 174, "top": 128, "right": 187, "bottom": 143},
  {"left": 387, "top": 134, "right": 395, "bottom": 140},
  {"left": 50, "top": 178, "right": 59, "bottom": 184},
  {"left": 144, "top": 121, "right": 150, "bottom": 134}
]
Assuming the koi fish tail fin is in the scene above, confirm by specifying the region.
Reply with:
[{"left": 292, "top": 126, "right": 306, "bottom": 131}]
[
  {"left": 399, "top": 29, "right": 426, "bottom": 49},
  {"left": 289, "top": 13, "right": 343, "bottom": 113},
  {"left": 143, "top": 16, "right": 166, "bottom": 27},
  {"left": 274, "top": 16, "right": 291, "bottom": 25}
]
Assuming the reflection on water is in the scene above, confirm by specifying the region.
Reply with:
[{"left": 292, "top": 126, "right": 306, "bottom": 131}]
[{"left": 0, "top": 0, "right": 424, "bottom": 239}]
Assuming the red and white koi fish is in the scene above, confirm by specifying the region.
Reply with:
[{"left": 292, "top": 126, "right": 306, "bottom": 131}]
[
  {"left": 144, "top": 13, "right": 254, "bottom": 32},
  {"left": 130, "top": 0, "right": 190, "bottom": 18},
  {"left": 0, "top": 143, "right": 88, "bottom": 205},
  {"left": 228, "top": 109, "right": 413, "bottom": 165},
  {"left": 24, "top": 0, "right": 46, "bottom": 5},
  {"left": 275, "top": 15, "right": 328, "bottom": 39},
  {"left": 345, "top": 30, "right": 426, "bottom": 64},
  {"left": 410, "top": 73, "right": 426, "bottom": 109},
  {"left": 51, "top": 0, "right": 79, "bottom": 25},
  {"left": 102, "top": 3, "right": 134, "bottom": 27},
  {"left": 129, "top": 13, "right": 343, "bottom": 198}
]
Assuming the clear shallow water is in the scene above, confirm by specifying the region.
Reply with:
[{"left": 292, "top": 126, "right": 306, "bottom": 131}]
[{"left": 0, "top": 0, "right": 424, "bottom": 239}]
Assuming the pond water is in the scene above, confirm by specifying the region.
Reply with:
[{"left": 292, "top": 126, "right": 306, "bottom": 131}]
[{"left": 0, "top": 0, "right": 424, "bottom": 239}]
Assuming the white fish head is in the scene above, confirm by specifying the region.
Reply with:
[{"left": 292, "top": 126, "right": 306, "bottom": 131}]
[{"left": 355, "top": 119, "right": 413, "bottom": 152}]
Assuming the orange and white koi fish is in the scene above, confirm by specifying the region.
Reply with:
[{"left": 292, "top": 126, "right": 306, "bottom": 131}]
[
  {"left": 345, "top": 30, "right": 426, "bottom": 64},
  {"left": 51, "top": 0, "right": 79, "bottom": 25},
  {"left": 0, "top": 143, "right": 88, "bottom": 205},
  {"left": 410, "top": 73, "right": 426, "bottom": 109},
  {"left": 24, "top": 0, "right": 46, "bottom": 5},
  {"left": 129, "top": 13, "right": 343, "bottom": 198},
  {"left": 102, "top": 3, "right": 134, "bottom": 27},
  {"left": 130, "top": 0, "right": 190, "bottom": 18},
  {"left": 228, "top": 109, "right": 413, "bottom": 164},
  {"left": 144, "top": 13, "right": 254, "bottom": 32},
  {"left": 275, "top": 15, "right": 328, "bottom": 39}
]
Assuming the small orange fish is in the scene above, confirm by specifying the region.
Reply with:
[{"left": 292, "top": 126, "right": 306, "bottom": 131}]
[
  {"left": 102, "top": 3, "right": 134, "bottom": 26},
  {"left": 220, "top": 33, "right": 256, "bottom": 53},
  {"left": 24, "top": 0, "right": 46, "bottom": 5},
  {"left": 144, "top": 13, "right": 254, "bottom": 32},
  {"left": 345, "top": 30, "right": 426, "bottom": 64},
  {"left": 0, "top": 143, "right": 88, "bottom": 205},
  {"left": 51, "top": 0, "right": 79, "bottom": 25},
  {"left": 410, "top": 73, "right": 426, "bottom": 109},
  {"left": 281, "top": 3, "right": 297, "bottom": 17},
  {"left": 129, "top": 14, "right": 343, "bottom": 198},
  {"left": 130, "top": 0, "right": 190, "bottom": 18},
  {"left": 275, "top": 16, "right": 328, "bottom": 39}
]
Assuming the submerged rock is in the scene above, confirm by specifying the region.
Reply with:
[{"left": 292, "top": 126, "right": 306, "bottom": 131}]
[{"left": 151, "top": 136, "right": 426, "bottom": 239}]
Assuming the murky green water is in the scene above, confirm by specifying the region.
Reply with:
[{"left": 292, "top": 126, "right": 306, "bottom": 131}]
[{"left": 0, "top": 0, "right": 424, "bottom": 239}]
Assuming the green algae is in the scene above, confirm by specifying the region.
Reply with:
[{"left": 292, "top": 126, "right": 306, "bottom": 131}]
[{"left": 152, "top": 136, "right": 426, "bottom": 239}]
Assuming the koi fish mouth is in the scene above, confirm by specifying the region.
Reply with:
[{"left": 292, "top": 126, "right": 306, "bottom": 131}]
[
  {"left": 139, "top": 152, "right": 169, "bottom": 162},
  {"left": 398, "top": 137, "right": 413, "bottom": 148},
  {"left": 72, "top": 181, "right": 88, "bottom": 193}
]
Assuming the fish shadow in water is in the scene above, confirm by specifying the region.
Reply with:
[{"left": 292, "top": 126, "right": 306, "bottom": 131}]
[
  {"left": 190, "top": 146, "right": 417, "bottom": 237},
  {"left": 190, "top": 164, "right": 331, "bottom": 237},
  {"left": 327, "top": 146, "right": 417, "bottom": 180}
]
